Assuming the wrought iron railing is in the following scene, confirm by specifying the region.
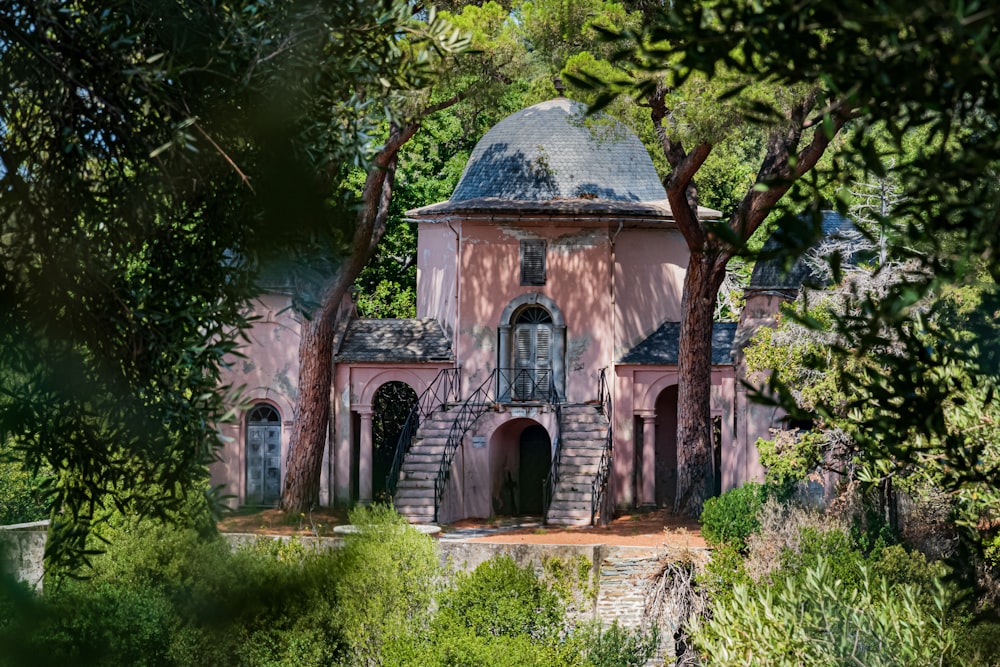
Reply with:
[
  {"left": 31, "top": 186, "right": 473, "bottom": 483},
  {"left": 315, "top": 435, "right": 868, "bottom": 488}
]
[
  {"left": 591, "top": 367, "right": 614, "bottom": 525},
  {"left": 541, "top": 384, "right": 562, "bottom": 522},
  {"left": 433, "top": 369, "right": 499, "bottom": 521},
  {"left": 497, "top": 368, "right": 553, "bottom": 402},
  {"left": 385, "top": 367, "right": 461, "bottom": 496}
]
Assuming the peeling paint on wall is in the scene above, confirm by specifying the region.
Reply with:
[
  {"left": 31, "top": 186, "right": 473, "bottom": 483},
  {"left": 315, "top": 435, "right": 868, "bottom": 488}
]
[
  {"left": 552, "top": 229, "right": 605, "bottom": 250},
  {"left": 567, "top": 334, "right": 592, "bottom": 372},
  {"left": 462, "top": 325, "right": 496, "bottom": 353},
  {"left": 274, "top": 366, "right": 297, "bottom": 402},
  {"left": 241, "top": 360, "right": 256, "bottom": 375}
]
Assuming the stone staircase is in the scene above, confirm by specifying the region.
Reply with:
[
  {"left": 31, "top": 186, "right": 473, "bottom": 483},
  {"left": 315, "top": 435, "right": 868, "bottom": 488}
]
[
  {"left": 546, "top": 404, "right": 610, "bottom": 526},
  {"left": 392, "top": 406, "right": 455, "bottom": 523}
]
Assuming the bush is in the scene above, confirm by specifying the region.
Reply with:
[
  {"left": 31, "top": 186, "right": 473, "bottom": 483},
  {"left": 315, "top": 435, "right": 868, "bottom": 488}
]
[
  {"left": 579, "top": 620, "right": 658, "bottom": 667},
  {"left": 692, "top": 558, "right": 964, "bottom": 667},
  {"left": 699, "top": 482, "right": 765, "bottom": 550},
  {"left": 333, "top": 503, "right": 441, "bottom": 666},
  {"left": 436, "top": 555, "right": 563, "bottom": 641}
]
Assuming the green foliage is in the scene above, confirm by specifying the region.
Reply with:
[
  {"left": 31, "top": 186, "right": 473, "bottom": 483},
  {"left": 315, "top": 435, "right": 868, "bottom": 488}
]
[
  {"left": 436, "top": 555, "right": 563, "bottom": 642},
  {"left": 699, "top": 482, "right": 765, "bottom": 549},
  {"left": 333, "top": 504, "right": 441, "bottom": 666},
  {"left": 755, "top": 431, "right": 824, "bottom": 495},
  {"left": 0, "top": 517, "right": 346, "bottom": 667},
  {"left": 692, "top": 559, "right": 963, "bottom": 667},
  {"left": 697, "top": 543, "right": 752, "bottom": 606},
  {"left": 0, "top": 455, "right": 47, "bottom": 526},
  {"left": 578, "top": 620, "right": 658, "bottom": 667}
]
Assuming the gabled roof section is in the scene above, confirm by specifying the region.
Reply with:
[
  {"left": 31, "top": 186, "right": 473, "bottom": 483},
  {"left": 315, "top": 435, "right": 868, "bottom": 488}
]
[
  {"left": 335, "top": 318, "right": 453, "bottom": 363},
  {"left": 619, "top": 322, "right": 738, "bottom": 366}
]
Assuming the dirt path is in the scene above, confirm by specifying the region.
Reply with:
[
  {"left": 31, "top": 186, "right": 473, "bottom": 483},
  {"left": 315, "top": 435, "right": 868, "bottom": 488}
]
[{"left": 218, "top": 507, "right": 705, "bottom": 549}]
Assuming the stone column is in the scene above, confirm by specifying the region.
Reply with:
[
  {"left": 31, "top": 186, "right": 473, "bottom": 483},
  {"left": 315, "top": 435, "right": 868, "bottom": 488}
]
[
  {"left": 357, "top": 406, "right": 374, "bottom": 504},
  {"left": 639, "top": 410, "right": 657, "bottom": 508}
]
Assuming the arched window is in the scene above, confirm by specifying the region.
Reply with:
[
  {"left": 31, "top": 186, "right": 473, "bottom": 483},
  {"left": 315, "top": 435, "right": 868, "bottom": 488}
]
[
  {"left": 498, "top": 294, "right": 566, "bottom": 403},
  {"left": 512, "top": 306, "right": 553, "bottom": 400},
  {"left": 246, "top": 404, "right": 281, "bottom": 506}
]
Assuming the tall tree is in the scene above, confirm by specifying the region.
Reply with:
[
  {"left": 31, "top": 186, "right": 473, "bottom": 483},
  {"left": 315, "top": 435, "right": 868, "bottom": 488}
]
[
  {"left": 567, "top": 0, "right": 1000, "bottom": 515},
  {"left": 0, "top": 0, "right": 471, "bottom": 566},
  {"left": 277, "top": 4, "right": 500, "bottom": 512}
]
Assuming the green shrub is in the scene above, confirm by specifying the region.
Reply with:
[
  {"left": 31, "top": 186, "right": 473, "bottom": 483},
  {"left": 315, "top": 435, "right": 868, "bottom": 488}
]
[
  {"left": 698, "top": 543, "right": 753, "bottom": 604},
  {"left": 333, "top": 503, "right": 441, "bottom": 666},
  {"left": 699, "top": 482, "right": 765, "bottom": 549},
  {"left": 0, "top": 458, "right": 48, "bottom": 525},
  {"left": 436, "top": 555, "right": 563, "bottom": 641},
  {"left": 775, "top": 526, "right": 865, "bottom": 589},
  {"left": 579, "top": 620, "right": 658, "bottom": 667},
  {"left": 693, "top": 558, "right": 962, "bottom": 667}
]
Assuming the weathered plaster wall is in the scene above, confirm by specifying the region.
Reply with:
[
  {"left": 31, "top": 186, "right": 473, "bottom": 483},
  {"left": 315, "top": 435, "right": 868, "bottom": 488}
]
[
  {"left": 0, "top": 524, "right": 46, "bottom": 591},
  {"left": 213, "top": 292, "right": 301, "bottom": 506},
  {"left": 614, "top": 229, "right": 689, "bottom": 358},
  {"left": 456, "top": 221, "right": 614, "bottom": 405},
  {"left": 416, "top": 222, "right": 459, "bottom": 339}
]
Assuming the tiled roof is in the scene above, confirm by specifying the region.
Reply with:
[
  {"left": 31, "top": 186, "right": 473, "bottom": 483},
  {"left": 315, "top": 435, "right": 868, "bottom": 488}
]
[
  {"left": 749, "top": 210, "right": 856, "bottom": 290},
  {"left": 619, "top": 322, "right": 738, "bottom": 365},
  {"left": 451, "top": 98, "right": 666, "bottom": 203},
  {"left": 335, "top": 318, "right": 453, "bottom": 363}
]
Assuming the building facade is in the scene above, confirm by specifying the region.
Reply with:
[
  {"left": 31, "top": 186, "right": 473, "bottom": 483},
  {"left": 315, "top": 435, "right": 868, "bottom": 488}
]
[{"left": 213, "top": 98, "right": 788, "bottom": 524}]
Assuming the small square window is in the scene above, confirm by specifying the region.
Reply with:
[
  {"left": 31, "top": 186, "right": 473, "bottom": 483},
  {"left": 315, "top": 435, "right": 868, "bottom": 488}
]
[{"left": 520, "top": 239, "right": 546, "bottom": 286}]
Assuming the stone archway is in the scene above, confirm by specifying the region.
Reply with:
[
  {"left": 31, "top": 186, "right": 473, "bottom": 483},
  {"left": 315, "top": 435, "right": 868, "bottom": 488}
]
[
  {"left": 489, "top": 418, "right": 553, "bottom": 517},
  {"left": 654, "top": 386, "right": 679, "bottom": 508},
  {"left": 371, "top": 381, "right": 418, "bottom": 502}
]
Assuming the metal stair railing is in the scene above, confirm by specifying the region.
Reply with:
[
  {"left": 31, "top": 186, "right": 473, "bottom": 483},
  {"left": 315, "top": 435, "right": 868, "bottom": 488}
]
[
  {"left": 591, "top": 367, "right": 614, "bottom": 525},
  {"left": 433, "top": 369, "right": 499, "bottom": 522},
  {"left": 541, "top": 383, "right": 562, "bottom": 523},
  {"left": 385, "top": 367, "right": 460, "bottom": 497}
]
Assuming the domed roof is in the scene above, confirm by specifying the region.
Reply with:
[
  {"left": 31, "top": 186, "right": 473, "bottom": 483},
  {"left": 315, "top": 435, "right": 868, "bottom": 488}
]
[{"left": 450, "top": 98, "right": 666, "bottom": 203}]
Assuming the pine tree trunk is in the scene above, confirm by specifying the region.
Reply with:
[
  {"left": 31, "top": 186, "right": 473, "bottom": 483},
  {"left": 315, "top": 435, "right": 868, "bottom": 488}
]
[
  {"left": 280, "top": 314, "right": 336, "bottom": 512},
  {"left": 674, "top": 252, "right": 726, "bottom": 517}
]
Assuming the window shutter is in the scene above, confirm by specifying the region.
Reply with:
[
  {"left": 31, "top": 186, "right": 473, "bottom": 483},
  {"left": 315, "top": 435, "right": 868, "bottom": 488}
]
[
  {"left": 535, "top": 325, "right": 551, "bottom": 394},
  {"left": 520, "top": 240, "right": 546, "bottom": 285}
]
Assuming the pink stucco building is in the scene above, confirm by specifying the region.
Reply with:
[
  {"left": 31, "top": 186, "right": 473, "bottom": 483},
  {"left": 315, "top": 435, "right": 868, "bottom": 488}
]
[{"left": 213, "top": 97, "right": 805, "bottom": 524}]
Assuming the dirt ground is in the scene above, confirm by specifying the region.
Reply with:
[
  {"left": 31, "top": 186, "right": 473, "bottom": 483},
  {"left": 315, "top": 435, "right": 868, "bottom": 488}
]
[{"left": 218, "top": 507, "right": 705, "bottom": 549}]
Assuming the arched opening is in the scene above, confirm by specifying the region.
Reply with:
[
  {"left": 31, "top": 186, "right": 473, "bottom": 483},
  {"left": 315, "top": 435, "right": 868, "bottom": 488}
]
[
  {"left": 512, "top": 305, "right": 553, "bottom": 400},
  {"left": 489, "top": 418, "right": 552, "bottom": 517},
  {"left": 518, "top": 424, "right": 551, "bottom": 515},
  {"left": 246, "top": 404, "right": 281, "bottom": 506},
  {"left": 498, "top": 293, "right": 566, "bottom": 402},
  {"left": 654, "top": 386, "right": 679, "bottom": 508},
  {"left": 372, "top": 381, "right": 418, "bottom": 502}
]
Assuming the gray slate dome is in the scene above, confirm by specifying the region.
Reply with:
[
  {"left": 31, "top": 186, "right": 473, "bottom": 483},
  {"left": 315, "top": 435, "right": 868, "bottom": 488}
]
[{"left": 450, "top": 98, "right": 666, "bottom": 203}]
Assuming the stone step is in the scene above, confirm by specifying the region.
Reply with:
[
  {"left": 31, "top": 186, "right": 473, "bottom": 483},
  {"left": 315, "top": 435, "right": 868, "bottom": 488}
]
[
  {"left": 394, "top": 493, "right": 433, "bottom": 504},
  {"left": 399, "top": 469, "right": 438, "bottom": 481},
  {"left": 402, "top": 454, "right": 445, "bottom": 466},
  {"left": 395, "top": 486, "right": 434, "bottom": 501}
]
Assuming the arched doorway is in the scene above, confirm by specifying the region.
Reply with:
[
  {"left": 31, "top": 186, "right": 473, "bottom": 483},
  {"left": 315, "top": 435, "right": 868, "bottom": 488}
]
[
  {"left": 246, "top": 404, "right": 281, "bottom": 506},
  {"left": 512, "top": 306, "right": 552, "bottom": 400},
  {"left": 654, "top": 386, "right": 679, "bottom": 508},
  {"left": 372, "top": 381, "right": 418, "bottom": 502},
  {"left": 518, "top": 424, "right": 551, "bottom": 515}
]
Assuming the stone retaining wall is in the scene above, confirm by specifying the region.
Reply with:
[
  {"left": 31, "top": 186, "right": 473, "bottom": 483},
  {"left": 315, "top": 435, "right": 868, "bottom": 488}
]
[{"left": 0, "top": 529, "right": 710, "bottom": 665}]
